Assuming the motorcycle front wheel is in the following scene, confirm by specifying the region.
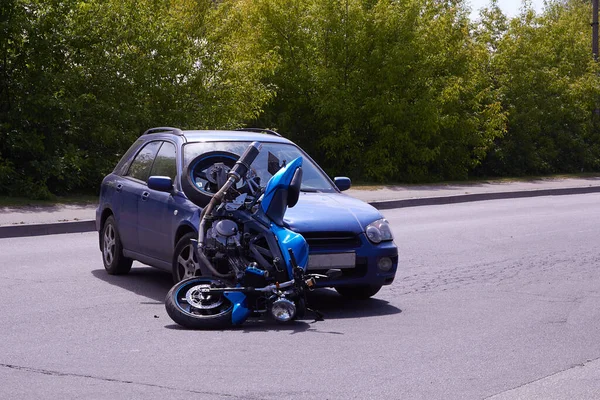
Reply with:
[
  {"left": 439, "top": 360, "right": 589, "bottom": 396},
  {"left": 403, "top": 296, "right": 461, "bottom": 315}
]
[{"left": 165, "top": 278, "right": 233, "bottom": 329}]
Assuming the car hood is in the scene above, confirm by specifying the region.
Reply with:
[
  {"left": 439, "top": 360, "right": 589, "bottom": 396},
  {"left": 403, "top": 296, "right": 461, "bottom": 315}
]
[{"left": 283, "top": 192, "right": 382, "bottom": 234}]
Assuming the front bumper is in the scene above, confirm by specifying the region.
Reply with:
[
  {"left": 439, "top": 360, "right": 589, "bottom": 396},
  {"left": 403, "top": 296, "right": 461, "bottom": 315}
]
[{"left": 305, "top": 232, "right": 398, "bottom": 288}]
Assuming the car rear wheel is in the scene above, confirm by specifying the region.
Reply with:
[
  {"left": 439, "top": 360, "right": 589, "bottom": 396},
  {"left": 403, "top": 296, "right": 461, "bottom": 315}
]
[
  {"left": 101, "top": 216, "right": 133, "bottom": 275},
  {"left": 172, "top": 232, "right": 200, "bottom": 283},
  {"left": 335, "top": 285, "right": 382, "bottom": 300}
]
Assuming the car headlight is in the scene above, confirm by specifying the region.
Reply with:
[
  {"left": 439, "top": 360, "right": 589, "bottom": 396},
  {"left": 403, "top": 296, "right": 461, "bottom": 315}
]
[{"left": 365, "top": 218, "right": 393, "bottom": 244}]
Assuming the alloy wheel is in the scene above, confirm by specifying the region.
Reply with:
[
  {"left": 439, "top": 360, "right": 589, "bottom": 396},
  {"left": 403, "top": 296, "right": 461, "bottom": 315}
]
[
  {"left": 176, "top": 243, "right": 199, "bottom": 281},
  {"left": 103, "top": 224, "right": 116, "bottom": 265}
]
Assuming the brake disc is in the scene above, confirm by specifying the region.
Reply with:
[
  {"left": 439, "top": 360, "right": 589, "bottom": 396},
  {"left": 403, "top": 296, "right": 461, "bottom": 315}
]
[{"left": 185, "top": 284, "right": 225, "bottom": 309}]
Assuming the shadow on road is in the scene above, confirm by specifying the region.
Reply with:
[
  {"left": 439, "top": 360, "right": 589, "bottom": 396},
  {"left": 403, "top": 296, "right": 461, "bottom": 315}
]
[
  {"left": 92, "top": 267, "right": 402, "bottom": 328},
  {"left": 305, "top": 288, "right": 402, "bottom": 320},
  {"left": 91, "top": 266, "right": 172, "bottom": 303},
  {"left": 166, "top": 288, "right": 402, "bottom": 333},
  {"left": 164, "top": 319, "right": 316, "bottom": 334}
]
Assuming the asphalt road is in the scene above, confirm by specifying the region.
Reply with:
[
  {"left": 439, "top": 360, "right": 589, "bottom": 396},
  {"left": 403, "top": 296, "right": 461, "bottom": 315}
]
[{"left": 1, "top": 193, "right": 600, "bottom": 399}]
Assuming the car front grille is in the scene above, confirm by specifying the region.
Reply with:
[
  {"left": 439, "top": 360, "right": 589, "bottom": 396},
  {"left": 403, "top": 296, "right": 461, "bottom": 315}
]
[
  {"left": 300, "top": 231, "right": 361, "bottom": 250},
  {"left": 300, "top": 232, "right": 366, "bottom": 279}
]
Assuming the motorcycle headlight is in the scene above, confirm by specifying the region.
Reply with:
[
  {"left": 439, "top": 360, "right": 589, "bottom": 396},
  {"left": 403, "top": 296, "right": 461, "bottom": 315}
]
[{"left": 365, "top": 219, "right": 394, "bottom": 244}]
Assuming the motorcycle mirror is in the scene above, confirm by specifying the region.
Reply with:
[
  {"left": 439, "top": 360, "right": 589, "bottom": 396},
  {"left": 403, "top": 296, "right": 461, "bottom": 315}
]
[
  {"left": 287, "top": 167, "right": 302, "bottom": 208},
  {"left": 268, "top": 152, "right": 281, "bottom": 175}
]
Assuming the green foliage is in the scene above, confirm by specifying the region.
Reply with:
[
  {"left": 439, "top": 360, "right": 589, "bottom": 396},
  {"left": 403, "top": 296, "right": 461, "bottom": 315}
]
[
  {"left": 477, "top": 0, "right": 600, "bottom": 175},
  {"left": 224, "top": 0, "right": 506, "bottom": 181},
  {"left": 0, "top": 0, "right": 271, "bottom": 198},
  {"left": 1, "top": 0, "right": 599, "bottom": 197}
]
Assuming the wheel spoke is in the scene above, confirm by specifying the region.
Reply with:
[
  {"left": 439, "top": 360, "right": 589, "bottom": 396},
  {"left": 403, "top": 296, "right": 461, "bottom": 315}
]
[
  {"left": 103, "top": 224, "right": 117, "bottom": 266},
  {"left": 105, "top": 248, "right": 113, "bottom": 264},
  {"left": 176, "top": 244, "right": 199, "bottom": 281},
  {"left": 184, "top": 245, "right": 195, "bottom": 261}
]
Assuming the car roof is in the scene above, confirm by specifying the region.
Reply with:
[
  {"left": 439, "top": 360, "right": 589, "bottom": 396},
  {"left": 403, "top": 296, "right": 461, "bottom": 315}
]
[{"left": 181, "top": 130, "right": 293, "bottom": 144}]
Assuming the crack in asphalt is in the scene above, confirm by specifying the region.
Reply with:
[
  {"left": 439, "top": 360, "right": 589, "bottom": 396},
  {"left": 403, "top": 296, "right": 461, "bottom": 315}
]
[
  {"left": 483, "top": 355, "right": 600, "bottom": 399},
  {"left": 493, "top": 290, "right": 580, "bottom": 304},
  {"left": 0, "top": 363, "right": 256, "bottom": 399}
]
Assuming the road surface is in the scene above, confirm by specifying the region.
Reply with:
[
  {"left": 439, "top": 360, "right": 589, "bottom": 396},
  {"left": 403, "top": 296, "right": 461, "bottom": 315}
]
[{"left": 1, "top": 193, "right": 599, "bottom": 399}]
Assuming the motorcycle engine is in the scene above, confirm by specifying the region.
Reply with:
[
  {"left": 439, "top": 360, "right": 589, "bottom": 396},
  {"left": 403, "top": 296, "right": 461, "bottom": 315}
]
[
  {"left": 205, "top": 219, "right": 248, "bottom": 276},
  {"left": 205, "top": 218, "right": 270, "bottom": 288},
  {"left": 207, "top": 219, "right": 240, "bottom": 249}
]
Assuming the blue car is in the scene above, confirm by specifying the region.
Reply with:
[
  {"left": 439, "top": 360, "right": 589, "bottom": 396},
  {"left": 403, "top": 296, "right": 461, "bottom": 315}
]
[{"left": 96, "top": 128, "right": 398, "bottom": 299}]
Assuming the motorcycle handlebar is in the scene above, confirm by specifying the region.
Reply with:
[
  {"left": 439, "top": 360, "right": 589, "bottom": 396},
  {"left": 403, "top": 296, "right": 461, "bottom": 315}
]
[{"left": 229, "top": 141, "right": 262, "bottom": 182}]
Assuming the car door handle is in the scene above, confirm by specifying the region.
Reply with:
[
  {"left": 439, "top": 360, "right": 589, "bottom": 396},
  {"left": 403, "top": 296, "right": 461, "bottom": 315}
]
[
  {"left": 116, "top": 184, "right": 123, "bottom": 193},
  {"left": 141, "top": 191, "right": 150, "bottom": 201}
]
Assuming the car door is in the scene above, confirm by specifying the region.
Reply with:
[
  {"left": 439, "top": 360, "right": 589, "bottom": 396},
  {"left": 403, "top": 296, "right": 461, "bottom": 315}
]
[
  {"left": 136, "top": 141, "right": 178, "bottom": 262},
  {"left": 121, "top": 140, "right": 163, "bottom": 254}
]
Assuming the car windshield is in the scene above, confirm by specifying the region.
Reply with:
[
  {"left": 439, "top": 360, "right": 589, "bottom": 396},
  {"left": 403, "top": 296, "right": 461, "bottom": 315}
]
[{"left": 183, "top": 141, "right": 336, "bottom": 192}]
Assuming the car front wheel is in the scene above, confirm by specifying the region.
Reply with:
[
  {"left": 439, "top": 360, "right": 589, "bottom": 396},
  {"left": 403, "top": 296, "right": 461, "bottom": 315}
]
[
  {"left": 335, "top": 285, "right": 382, "bottom": 300},
  {"left": 101, "top": 215, "right": 133, "bottom": 275},
  {"left": 172, "top": 232, "right": 200, "bottom": 283}
]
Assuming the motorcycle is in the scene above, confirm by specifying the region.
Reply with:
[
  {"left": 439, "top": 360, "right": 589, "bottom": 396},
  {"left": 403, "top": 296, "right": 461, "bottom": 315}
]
[{"left": 165, "top": 141, "right": 320, "bottom": 329}]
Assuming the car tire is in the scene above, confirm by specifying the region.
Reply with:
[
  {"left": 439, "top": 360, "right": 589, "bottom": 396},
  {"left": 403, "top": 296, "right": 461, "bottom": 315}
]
[
  {"left": 172, "top": 232, "right": 200, "bottom": 283},
  {"left": 335, "top": 285, "right": 382, "bottom": 300},
  {"left": 101, "top": 215, "right": 133, "bottom": 275}
]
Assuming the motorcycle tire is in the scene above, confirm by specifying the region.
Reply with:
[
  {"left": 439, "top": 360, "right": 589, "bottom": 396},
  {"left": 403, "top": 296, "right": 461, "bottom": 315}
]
[
  {"left": 181, "top": 151, "right": 240, "bottom": 207},
  {"left": 165, "top": 277, "right": 233, "bottom": 329},
  {"left": 335, "top": 285, "right": 382, "bottom": 300}
]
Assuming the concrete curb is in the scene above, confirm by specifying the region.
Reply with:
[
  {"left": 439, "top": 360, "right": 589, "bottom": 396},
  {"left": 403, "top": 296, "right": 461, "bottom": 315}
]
[
  {"left": 369, "top": 185, "right": 600, "bottom": 210},
  {"left": 1, "top": 185, "right": 600, "bottom": 239},
  {"left": 0, "top": 220, "right": 96, "bottom": 239}
]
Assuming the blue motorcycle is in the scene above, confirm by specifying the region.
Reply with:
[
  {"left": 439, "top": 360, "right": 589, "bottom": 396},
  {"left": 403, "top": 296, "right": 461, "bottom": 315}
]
[{"left": 165, "top": 141, "right": 319, "bottom": 328}]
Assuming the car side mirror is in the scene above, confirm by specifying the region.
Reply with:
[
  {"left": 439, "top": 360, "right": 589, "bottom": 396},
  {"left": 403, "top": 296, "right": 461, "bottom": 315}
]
[
  {"left": 334, "top": 177, "right": 351, "bottom": 191},
  {"left": 148, "top": 176, "right": 173, "bottom": 193}
]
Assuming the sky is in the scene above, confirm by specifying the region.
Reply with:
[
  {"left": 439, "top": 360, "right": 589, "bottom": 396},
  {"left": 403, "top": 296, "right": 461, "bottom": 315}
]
[{"left": 468, "top": 0, "right": 545, "bottom": 20}]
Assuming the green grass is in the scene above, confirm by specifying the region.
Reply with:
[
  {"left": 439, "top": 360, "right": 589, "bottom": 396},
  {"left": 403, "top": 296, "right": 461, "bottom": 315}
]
[{"left": 0, "top": 195, "right": 98, "bottom": 208}]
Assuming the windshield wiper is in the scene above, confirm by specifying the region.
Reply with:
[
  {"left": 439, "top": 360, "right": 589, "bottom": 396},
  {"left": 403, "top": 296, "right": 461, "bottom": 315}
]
[{"left": 300, "top": 188, "right": 319, "bottom": 193}]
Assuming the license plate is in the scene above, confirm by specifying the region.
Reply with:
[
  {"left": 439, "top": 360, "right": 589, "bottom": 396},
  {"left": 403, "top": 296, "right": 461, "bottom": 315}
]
[{"left": 307, "top": 252, "right": 356, "bottom": 270}]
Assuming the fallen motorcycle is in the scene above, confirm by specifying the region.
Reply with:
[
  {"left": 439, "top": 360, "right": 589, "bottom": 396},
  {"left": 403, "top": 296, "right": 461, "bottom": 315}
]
[{"left": 165, "top": 141, "right": 321, "bottom": 328}]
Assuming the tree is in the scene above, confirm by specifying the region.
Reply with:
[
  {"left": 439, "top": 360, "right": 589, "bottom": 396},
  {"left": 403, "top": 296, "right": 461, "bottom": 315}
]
[
  {"left": 222, "top": 0, "right": 506, "bottom": 182},
  {"left": 478, "top": 0, "right": 600, "bottom": 175},
  {"left": 0, "top": 0, "right": 272, "bottom": 197}
]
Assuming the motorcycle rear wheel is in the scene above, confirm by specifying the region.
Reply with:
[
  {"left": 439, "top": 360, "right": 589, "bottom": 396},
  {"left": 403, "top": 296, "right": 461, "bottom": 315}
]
[{"left": 165, "top": 278, "right": 233, "bottom": 329}]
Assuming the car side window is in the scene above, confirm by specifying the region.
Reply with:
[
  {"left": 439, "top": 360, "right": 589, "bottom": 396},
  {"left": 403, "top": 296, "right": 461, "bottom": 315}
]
[
  {"left": 114, "top": 139, "right": 144, "bottom": 176},
  {"left": 126, "top": 141, "right": 162, "bottom": 182},
  {"left": 150, "top": 142, "right": 177, "bottom": 181}
]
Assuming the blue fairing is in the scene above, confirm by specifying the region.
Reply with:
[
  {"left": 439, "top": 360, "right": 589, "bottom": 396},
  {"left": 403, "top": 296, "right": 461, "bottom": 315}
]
[
  {"left": 259, "top": 156, "right": 308, "bottom": 276},
  {"left": 223, "top": 292, "right": 250, "bottom": 325},
  {"left": 260, "top": 157, "right": 303, "bottom": 219},
  {"left": 271, "top": 223, "right": 309, "bottom": 276}
]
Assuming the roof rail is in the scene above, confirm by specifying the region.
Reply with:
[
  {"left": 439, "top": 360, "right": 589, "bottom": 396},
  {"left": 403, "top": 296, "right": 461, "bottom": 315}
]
[
  {"left": 142, "top": 127, "right": 183, "bottom": 136},
  {"left": 235, "top": 127, "right": 282, "bottom": 137}
]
